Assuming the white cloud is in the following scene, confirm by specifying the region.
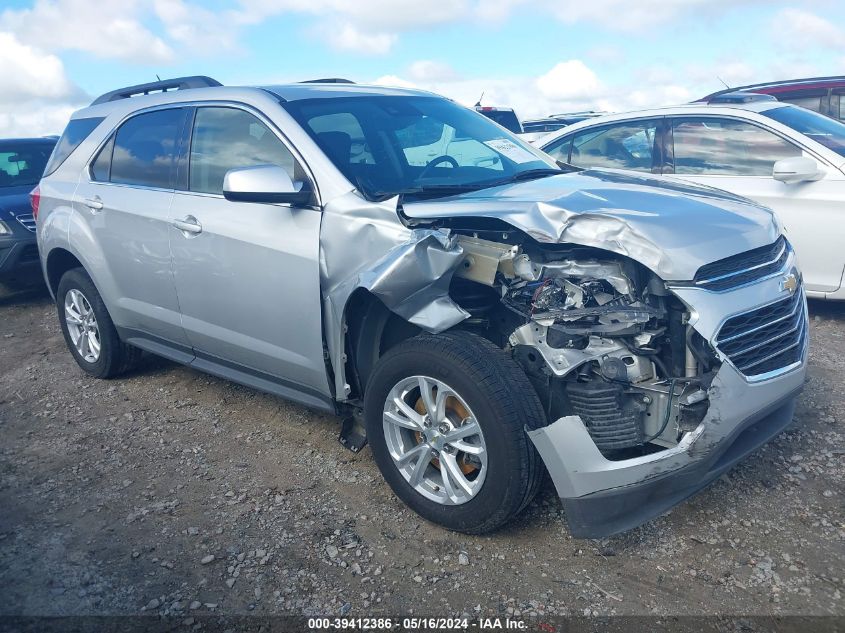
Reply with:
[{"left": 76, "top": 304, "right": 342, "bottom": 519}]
[
  {"left": 0, "top": 103, "right": 78, "bottom": 138},
  {"left": 371, "top": 56, "right": 822, "bottom": 123},
  {"left": 0, "top": 0, "right": 173, "bottom": 63},
  {"left": 771, "top": 8, "right": 845, "bottom": 51},
  {"left": 152, "top": 0, "right": 239, "bottom": 54},
  {"left": 374, "top": 60, "right": 608, "bottom": 121},
  {"left": 0, "top": 31, "right": 84, "bottom": 136},
  {"left": 408, "top": 60, "right": 460, "bottom": 83},
  {"left": 321, "top": 22, "right": 397, "bottom": 55},
  {"left": 373, "top": 75, "right": 421, "bottom": 90},
  {"left": 536, "top": 60, "right": 601, "bottom": 101},
  {"left": 0, "top": 32, "right": 78, "bottom": 104}
]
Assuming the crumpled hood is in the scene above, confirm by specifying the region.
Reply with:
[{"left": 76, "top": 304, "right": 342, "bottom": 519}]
[{"left": 402, "top": 169, "right": 780, "bottom": 281}]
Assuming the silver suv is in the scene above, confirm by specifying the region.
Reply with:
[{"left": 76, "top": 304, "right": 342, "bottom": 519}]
[{"left": 36, "top": 76, "right": 808, "bottom": 537}]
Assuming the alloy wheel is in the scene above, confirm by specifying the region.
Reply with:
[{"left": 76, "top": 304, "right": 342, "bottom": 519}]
[
  {"left": 64, "top": 289, "right": 101, "bottom": 363},
  {"left": 382, "top": 376, "right": 487, "bottom": 505}
]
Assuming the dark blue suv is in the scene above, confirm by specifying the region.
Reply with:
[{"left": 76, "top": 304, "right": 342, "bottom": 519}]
[{"left": 0, "top": 137, "right": 56, "bottom": 287}]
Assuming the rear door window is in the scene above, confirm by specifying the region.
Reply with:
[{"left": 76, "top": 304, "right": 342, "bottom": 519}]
[
  {"left": 671, "top": 117, "right": 802, "bottom": 176},
  {"left": 110, "top": 108, "right": 189, "bottom": 189},
  {"left": 567, "top": 120, "right": 660, "bottom": 171},
  {"left": 188, "top": 107, "right": 299, "bottom": 195}
]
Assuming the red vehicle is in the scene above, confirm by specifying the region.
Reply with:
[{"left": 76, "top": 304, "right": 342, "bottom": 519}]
[{"left": 699, "top": 76, "right": 845, "bottom": 122}]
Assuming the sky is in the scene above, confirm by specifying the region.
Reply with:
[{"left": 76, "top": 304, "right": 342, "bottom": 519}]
[{"left": 1, "top": 0, "right": 844, "bottom": 137}]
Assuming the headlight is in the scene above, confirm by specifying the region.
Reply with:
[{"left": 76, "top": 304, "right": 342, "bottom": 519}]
[{"left": 0, "top": 220, "right": 12, "bottom": 236}]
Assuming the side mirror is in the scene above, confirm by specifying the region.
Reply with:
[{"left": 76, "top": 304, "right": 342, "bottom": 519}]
[
  {"left": 223, "top": 165, "right": 313, "bottom": 205},
  {"left": 772, "top": 156, "right": 823, "bottom": 184}
]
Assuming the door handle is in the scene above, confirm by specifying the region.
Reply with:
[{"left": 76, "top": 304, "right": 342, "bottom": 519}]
[
  {"left": 83, "top": 196, "right": 103, "bottom": 211},
  {"left": 172, "top": 216, "right": 202, "bottom": 235}
]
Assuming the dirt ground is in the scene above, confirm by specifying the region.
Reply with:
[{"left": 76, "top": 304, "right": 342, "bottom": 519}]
[{"left": 1, "top": 284, "right": 843, "bottom": 619}]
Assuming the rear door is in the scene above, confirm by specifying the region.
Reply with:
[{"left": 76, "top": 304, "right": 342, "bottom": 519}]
[
  {"left": 72, "top": 107, "right": 191, "bottom": 347},
  {"left": 168, "top": 105, "right": 330, "bottom": 401},
  {"left": 666, "top": 115, "right": 845, "bottom": 293}
]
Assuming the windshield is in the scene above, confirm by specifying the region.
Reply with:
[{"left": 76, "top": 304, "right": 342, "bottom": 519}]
[
  {"left": 282, "top": 96, "right": 556, "bottom": 200},
  {"left": 0, "top": 142, "right": 54, "bottom": 188},
  {"left": 762, "top": 105, "right": 845, "bottom": 159}
]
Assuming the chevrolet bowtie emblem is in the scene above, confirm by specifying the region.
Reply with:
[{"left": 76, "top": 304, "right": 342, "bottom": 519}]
[{"left": 781, "top": 273, "right": 798, "bottom": 294}]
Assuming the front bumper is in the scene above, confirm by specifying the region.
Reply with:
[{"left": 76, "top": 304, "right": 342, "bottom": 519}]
[
  {"left": 527, "top": 263, "right": 808, "bottom": 538},
  {"left": 0, "top": 236, "right": 40, "bottom": 280}
]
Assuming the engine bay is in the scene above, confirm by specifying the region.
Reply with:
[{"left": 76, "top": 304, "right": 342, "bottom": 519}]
[{"left": 450, "top": 234, "right": 720, "bottom": 459}]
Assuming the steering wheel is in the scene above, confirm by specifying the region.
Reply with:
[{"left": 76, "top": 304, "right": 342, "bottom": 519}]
[{"left": 419, "top": 155, "right": 459, "bottom": 178}]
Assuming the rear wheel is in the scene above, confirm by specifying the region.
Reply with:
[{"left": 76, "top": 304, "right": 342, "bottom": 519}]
[
  {"left": 57, "top": 268, "right": 141, "bottom": 378},
  {"left": 364, "top": 331, "right": 546, "bottom": 534}
]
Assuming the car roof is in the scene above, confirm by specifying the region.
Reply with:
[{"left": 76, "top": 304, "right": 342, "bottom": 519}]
[
  {"left": 74, "top": 81, "right": 445, "bottom": 121},
  {"left": 539, "top": 100, "right": 792, "bottom": 134},
  {"left": 700, "top": 75, "right": 845, "bottom": 100},
  {"left": 0, "top": 137, "right": 58, "bottom": 145},
  {"left": 533, "top": 101, "right": 798, "bottom": 148},
  {"left": 263, "top": 82, "right": 438, "bottom": 102}
]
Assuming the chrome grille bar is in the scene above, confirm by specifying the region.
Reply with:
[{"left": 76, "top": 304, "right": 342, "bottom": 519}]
[{"left": 715, "top": 287, "right": 806, "bottom": 378}]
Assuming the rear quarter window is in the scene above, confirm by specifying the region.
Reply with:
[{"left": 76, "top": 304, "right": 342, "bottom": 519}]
[{"left": 43, "top": 117, "right": 105, "bottom": 177}]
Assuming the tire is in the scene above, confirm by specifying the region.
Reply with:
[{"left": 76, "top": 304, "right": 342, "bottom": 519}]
[
  {"left": 364, "top": 331, "right": 546, "bottom": 534},
  {"left": 57, "top": 267, "right": 141, "bottom": 379}
]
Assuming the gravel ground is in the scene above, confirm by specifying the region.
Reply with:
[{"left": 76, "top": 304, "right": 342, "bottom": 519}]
[{"left": 0, "top": 284, "right": 843, "bottom": 619}]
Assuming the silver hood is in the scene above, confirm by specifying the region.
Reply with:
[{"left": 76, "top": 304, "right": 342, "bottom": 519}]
[{"left": 401, "top": 169, "right": 780, "bottom": 281}]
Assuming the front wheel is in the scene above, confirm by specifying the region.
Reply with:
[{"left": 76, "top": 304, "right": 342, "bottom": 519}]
[{"left": 364, "top": 332, "right": 546, "bottom": 534}]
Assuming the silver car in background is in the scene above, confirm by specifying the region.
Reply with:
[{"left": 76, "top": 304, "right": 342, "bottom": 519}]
[{"left": 36, "top": 77, "right": 807, "bottom": 537}]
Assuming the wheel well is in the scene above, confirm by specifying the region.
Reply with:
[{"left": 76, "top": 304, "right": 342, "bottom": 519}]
[
  {"left": 46, "top": 248, "right": 83, "bottom": 296},
  {"left": 344, "top": 289, "right": 421, "bottom": 399}
]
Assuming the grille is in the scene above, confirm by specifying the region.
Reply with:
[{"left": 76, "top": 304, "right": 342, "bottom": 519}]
[
  {"left": 567, "top": 381, "right": 643, "bottom": 451},
  {"left": 716, "top": 287, "right": 806, "bottom": 378},
  {"left": 694, "top": 236, "right": 788, "bottom": 291},
  {"left": 15, "top": 214, "right": 36, "bottom": 233}
]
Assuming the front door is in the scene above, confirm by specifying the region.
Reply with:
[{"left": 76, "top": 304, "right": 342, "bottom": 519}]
[{"left": 169, "top": 106, "right": 330, "bottom": 398}]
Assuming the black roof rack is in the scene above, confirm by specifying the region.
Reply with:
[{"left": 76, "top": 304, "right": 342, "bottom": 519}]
[
  {"left": 299, "top": 78, "right": 355, "bottom": 84},
  {"left": 90, "top": 76, "right": 222, "bottom": 106},
  {"left": 707, "top": 91, "right": 777, "bottom": 105}
]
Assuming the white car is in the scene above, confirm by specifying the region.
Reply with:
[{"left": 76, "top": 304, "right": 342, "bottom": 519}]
[{"left": 539, "top": 93, "right": 845, "bottom": 299}]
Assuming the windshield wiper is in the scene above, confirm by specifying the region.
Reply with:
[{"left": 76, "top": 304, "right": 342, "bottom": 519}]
[
  {"left": 508, "top": 168, "right": 565, "bottom": 181},
  {"left": 370, "top": 183, "right": 492, "bottom": 201},
  {"left": 475, "top": 168, "right": 565, "bottom": 190}
]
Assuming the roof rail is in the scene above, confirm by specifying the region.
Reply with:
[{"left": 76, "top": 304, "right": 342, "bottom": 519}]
[
  {"left": 90, "top": 76, "right": 222, "bottom": 106},
  {"left": 299, "top": 78, "right": 355, "bottom": 84}
]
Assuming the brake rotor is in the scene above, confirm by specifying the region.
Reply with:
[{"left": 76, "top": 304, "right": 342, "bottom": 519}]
[{"left": 414, "top": 393, "right": 478, "bottom": 475}]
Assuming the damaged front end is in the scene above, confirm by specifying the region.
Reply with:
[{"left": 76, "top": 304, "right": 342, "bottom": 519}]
[
  {"left": 447, "top": 234, "right": 807, "bottom": 537},
  {"left": 321, "top": 181, "right": 806, "bottom": 537},
  {"left": 451, "top": 235, "right": 717, "bottom": 459}
]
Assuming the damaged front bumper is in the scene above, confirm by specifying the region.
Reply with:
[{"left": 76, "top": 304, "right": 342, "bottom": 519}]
[{"left": 527, "top": 271, "right": 808, "bottom": 538}]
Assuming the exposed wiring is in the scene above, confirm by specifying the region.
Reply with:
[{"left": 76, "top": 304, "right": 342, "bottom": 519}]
[{"left": 641, "top": 378, "right": 678, "bottom": 445}]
